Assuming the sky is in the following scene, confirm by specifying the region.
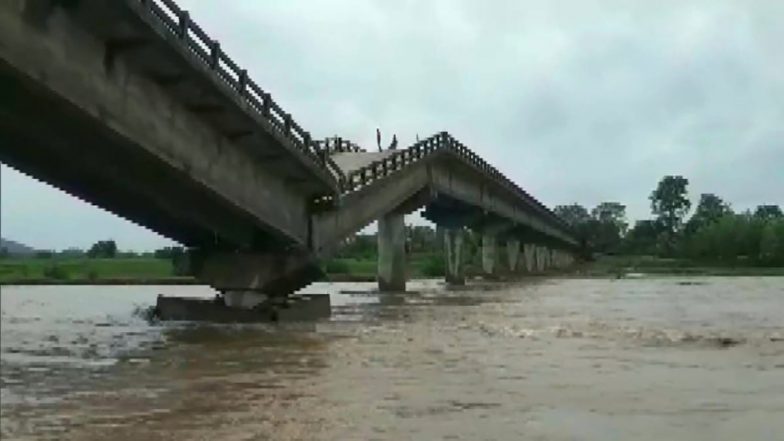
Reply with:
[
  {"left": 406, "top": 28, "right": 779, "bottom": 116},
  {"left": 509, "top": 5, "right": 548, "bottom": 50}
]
[{"left": 2, "top": 0, "right": 783, "bottom": 251}]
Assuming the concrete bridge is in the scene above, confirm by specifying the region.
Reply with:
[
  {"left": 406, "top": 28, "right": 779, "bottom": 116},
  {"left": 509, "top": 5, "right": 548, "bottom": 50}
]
[{"left": 0, "top": 0, "right": 579, "bottom": 303}]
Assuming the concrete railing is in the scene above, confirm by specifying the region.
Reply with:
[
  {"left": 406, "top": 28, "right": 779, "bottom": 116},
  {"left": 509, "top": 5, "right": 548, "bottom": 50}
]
[
  {"left": 314, "top": 136, "right": 366, "bottom": 154},
  {"left": 131, "top": 0, "right": 330, "bottom": 175},
  {"left": 341, "top": 132, "right": 573, "bottom": 234},
  {"left": 130, "top": 0, "right": 571, "bottom": 237}
]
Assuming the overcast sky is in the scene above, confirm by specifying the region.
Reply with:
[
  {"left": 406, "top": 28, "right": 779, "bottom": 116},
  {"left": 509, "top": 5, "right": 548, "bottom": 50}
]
[{"left": 2, "top": 0, "right": 783, "bottom": 251}]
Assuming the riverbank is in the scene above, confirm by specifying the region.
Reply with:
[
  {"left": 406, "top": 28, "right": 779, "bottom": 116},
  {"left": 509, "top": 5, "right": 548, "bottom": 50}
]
[
  {"left": 2, "top": 255, "right": 782, "bottom": 286},
  {"left": 576, "top": 255, "right": 784, "bottom": 277}
]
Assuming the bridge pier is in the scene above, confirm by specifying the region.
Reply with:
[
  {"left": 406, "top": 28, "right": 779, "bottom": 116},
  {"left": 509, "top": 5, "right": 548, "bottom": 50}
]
[
  {"left": 192, "top": 250, "right": 322, "bottom": 297},
  {"left": 378, "top": 212, "right": 407, "bottom": 292},
  {"left": 536, "top": 246, "right": 547, "bottom": 272},
  {"left": 444, "top": 228, "right": 465, "bottom": 285},
  {"left": 523, "top": 243, "right": 536, "bottom": 273},
  {"left": 481, "top": 233, "right": 497, "bottom": 278},
  {"left": 506, "top": 238, "right": 520, "bottom": 273}
]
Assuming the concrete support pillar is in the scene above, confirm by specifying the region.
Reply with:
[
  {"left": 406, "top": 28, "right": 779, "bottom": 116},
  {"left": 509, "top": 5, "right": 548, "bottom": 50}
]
[
  {"left": 378, "top": 213, "right": 406, "bottom": 292},
  {"left": 543, "top": 246, "right": 551, "bottom": 270},
  {"left": 481, "top": 233, "right": 497, "bottom": 277},
  {"left": 536, "top": 246, "right": 547, "bottom": 272},
  {"left": 523, "top": 244, "right": 536, "bottom": 273},
  {"left": 506, "top": 238, "right": 520, "bottom": 273},
  {"left": 444, "top": 228, "right": 465, "bottom": 285}
]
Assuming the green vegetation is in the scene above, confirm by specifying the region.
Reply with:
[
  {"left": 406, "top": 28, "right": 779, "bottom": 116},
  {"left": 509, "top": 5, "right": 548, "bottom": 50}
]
[
  {"left": 0, "top": 257, "right": 175, "bottom": 283},
  {"left": 581, "top": 255, "right": 784, "bottom": 277},
  {"left": 556, "top": 175, "right": 784, "bottom": 268},
  {"left": 3, "top": 176, "right": 781, "bottom": 285}
]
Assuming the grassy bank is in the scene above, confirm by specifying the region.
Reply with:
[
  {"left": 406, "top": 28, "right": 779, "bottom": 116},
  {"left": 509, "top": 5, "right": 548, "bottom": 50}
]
[
  {"left": 579, "top": 255, "right": 784, "bottom": 277},
  {"left": 3, "top": 254, "right": 781, "bottom": 286},
  {"left": 323, "top": 252, "right": 445, "bottom": 280},
  {"left": 0, "top": 257, "right": 191, "bottom": 284}
]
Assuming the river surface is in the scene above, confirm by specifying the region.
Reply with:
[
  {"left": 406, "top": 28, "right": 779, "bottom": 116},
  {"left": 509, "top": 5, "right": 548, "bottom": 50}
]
[{"left": 1, "top": 277, "right": 783, "bottom": 440}]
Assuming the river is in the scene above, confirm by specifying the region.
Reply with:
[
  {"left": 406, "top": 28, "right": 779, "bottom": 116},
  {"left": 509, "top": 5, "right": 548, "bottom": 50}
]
[{"left": 1, "top": 277, "right": 782, "bottom": 440}]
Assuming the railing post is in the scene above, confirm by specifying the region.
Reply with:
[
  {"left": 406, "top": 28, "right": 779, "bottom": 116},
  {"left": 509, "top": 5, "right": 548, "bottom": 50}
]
[
  {"left": 210, "top": 41, "right": 221, "bottom": 69},
  {"left": 303, "top": 132, "right": 313, "bottom": 155},
  {"left": 261, "top": 93, "right": 271, "bottom": 117},
  {"left": 178, "top": 11, "right": 190, "bottom": 39},
  {"left": 237, "top": 69, "right": 247, "bottom": 94}
]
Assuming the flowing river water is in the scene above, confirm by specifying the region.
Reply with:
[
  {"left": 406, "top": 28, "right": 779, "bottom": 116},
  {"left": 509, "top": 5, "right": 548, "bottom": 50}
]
[{"left": 1, "top": 277, "right": 783, "bottom": 440}]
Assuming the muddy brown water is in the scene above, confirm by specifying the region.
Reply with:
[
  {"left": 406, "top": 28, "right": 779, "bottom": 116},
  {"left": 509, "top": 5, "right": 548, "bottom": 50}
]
[{"left": 1, "top": 277, "right": 783, "bottom": 440}]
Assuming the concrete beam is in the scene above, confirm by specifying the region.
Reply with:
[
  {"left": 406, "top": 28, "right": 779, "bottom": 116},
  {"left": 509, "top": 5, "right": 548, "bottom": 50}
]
[
  {"left": 0, "top": 1, "right": 313, "bottom": 247},
  {"left": 523, "top": 243, "right": 536, "bottom": 273},
  {"left": 192, "top": 249, "right": 322, "bottom": 296},
  {"left": 378, "top": 212, "right": 406, "bottom": 292}
]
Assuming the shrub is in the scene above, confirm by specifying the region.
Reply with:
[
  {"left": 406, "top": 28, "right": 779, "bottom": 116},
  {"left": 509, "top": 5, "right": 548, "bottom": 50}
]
[
  {"left": 325, "top": 259, "right": 350, "bottom": 274},
  {"left": 421, "top": 255, "right": 445, "bottom": 277},
  {"left": 43, "top": 265, "right": 68, "bottom": 280}
]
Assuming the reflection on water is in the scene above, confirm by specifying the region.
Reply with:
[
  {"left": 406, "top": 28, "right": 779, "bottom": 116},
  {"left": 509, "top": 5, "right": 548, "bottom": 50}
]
[{"left": 1, "top": 277, "right": 783, "bottom": 440}]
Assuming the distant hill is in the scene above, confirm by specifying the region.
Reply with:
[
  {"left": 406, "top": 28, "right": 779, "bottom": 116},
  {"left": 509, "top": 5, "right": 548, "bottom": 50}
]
[{"left": 0, "top": 238, "right": 37, "bottom": 256}]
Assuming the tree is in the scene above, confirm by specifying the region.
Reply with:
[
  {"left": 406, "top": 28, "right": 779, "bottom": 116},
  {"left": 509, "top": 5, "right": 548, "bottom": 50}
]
[
  {"left": 554, "top": 204, "right": 591, "bottom": 227},
  {"left": 87, "top": 240, "right": 117, "bottom": 258},
  {"left": 685, "top": 193, "right": 732, "bottom": 235},
  {"left": 621, "top": 219, "right": 662, "bottom": 254},
  {"left": 591, "top": 202, "right": 628, "bottom": 236},
  {"left": 650, "top": 175, "right": 691, "bottom": 238},
  {"left": 154, "top": 246, "right": 185, "bottom": 259},
  {"left": 754, "top": 205, "right": 783, "bottom": 221}
]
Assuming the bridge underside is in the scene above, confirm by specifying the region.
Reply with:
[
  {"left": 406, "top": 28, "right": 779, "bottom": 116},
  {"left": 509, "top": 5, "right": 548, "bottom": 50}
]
[{"left": 0, "top": 60, "right": 273, "bottom": 249}]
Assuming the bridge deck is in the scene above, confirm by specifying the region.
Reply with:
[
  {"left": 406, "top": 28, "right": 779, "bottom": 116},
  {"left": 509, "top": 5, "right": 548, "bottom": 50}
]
[{"left": 331, "top": 151, "right": 397, "bottom": 175}]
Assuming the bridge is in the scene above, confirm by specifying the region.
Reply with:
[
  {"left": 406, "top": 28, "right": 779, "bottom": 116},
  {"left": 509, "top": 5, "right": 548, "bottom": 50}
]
[{"left": 0, "top": 0, "right": 579, "bottom": 306}]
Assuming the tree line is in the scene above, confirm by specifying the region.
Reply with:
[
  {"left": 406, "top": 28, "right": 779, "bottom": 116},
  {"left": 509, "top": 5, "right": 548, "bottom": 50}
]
[{"left": 555, "top": 175, "right": 784, "bottom": 266}]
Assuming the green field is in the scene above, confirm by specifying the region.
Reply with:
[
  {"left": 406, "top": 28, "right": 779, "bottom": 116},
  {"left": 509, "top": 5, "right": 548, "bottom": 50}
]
[
  {"left": 4, "top": 253, "right": 779, "bottom": 285},
  {"left": 0, "top": 257, "right": 177, "bottom": 283},
  {"left": 580, "top": 255, "right": 784, "bottom": 277}
]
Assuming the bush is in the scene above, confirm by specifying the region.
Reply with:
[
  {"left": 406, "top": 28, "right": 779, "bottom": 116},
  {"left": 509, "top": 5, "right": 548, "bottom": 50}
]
[
  {"left": 421, "top": 255, "right": 445, "bottom": 277},
  {"left": 43, "top": 264, "right": 68, "bottom": 280},
  {"left": 325, "top": 259, "right": 350, "bottom": 274}
]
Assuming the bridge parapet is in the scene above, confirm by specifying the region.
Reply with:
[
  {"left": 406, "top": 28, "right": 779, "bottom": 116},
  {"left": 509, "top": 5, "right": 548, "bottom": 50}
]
[
  {"left": 337, "top": 132, "right": 572, "bottom": 236},
  {"left": 131, "top": 0, "right": 331, "bottom": 178},
  {"left": 314, "top": 136, "right": 366, "bottom": 154}
]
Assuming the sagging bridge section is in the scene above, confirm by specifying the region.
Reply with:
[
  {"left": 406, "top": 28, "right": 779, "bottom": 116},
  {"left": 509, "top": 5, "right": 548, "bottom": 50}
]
[{"left": 0, "top": 0, "right": 579, "bottom": 300}]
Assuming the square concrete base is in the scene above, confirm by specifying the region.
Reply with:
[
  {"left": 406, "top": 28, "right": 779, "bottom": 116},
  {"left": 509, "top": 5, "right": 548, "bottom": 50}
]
[{"left": 155, "top": 294, "right": 330, "bottom": 322}]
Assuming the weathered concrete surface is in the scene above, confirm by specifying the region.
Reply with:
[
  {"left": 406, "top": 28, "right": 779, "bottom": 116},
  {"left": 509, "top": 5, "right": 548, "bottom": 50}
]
[
  {"left": 444, "top": 228, "right": 465, "bottom": 285},
  {"left": 481, "top": 233, "right": 497, "bottom": 278},
  {"left": 506, "top": 239, "right": 520, "bottom": 272},
  {"left": 378, "top": 213, "right": 406, "bottom": 292},
  {"left": 523, "top": 244, "right": 536, "bottom": 273},
  {"left": 313, "top": 160, "right": 431, "bottom": 256},
  {"left": 536, "top": 246, "right": 549, "bottom": 272},
  {"left": 0, "top": 0, "right": 325, "bottom": 248},
  {"left": 191, "top": 250, "right": 322, "bottom": 296}
]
